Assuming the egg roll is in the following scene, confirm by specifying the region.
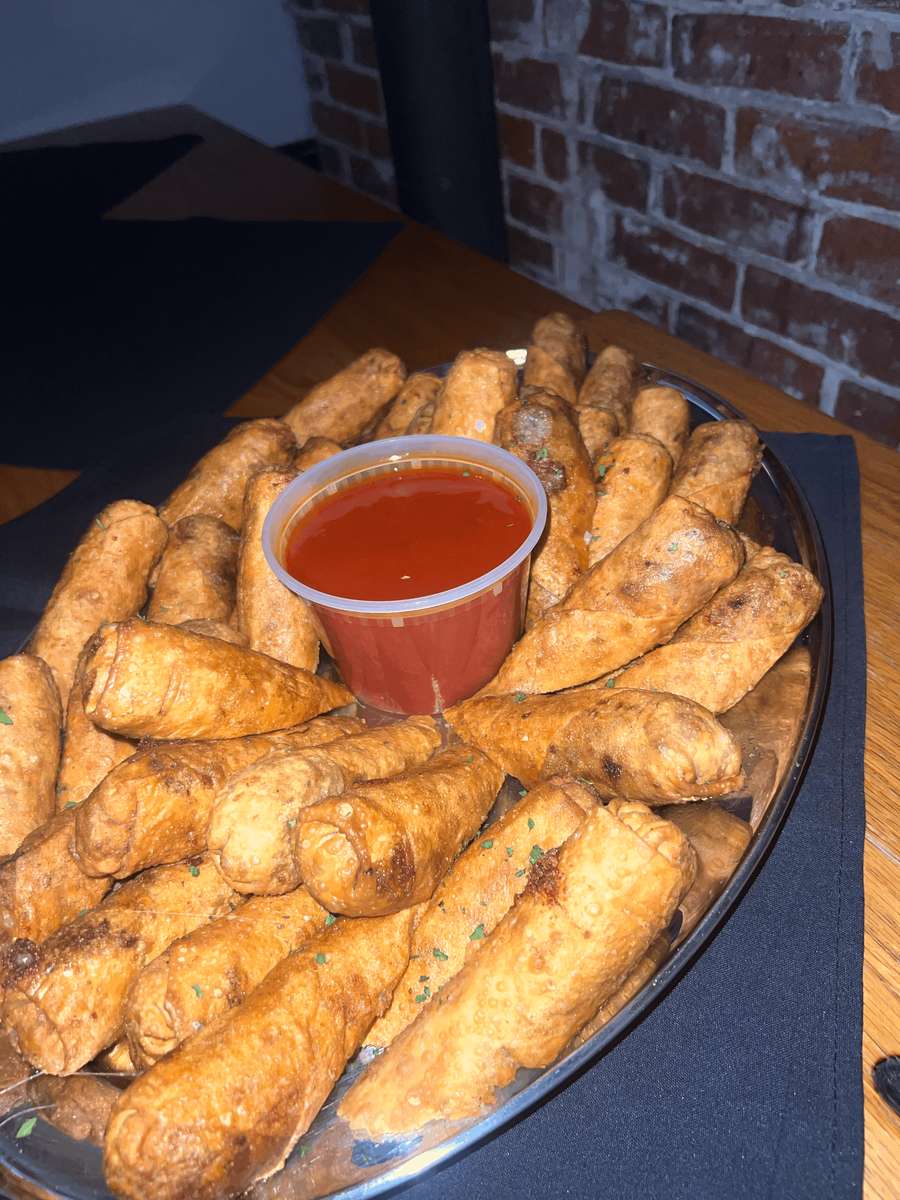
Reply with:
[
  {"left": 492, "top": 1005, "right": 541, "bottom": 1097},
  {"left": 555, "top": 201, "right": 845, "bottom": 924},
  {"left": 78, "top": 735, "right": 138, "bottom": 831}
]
[
  {"left": 0, "top": 655, "right": 62, "bottom": 856},
  {"left": 282, "top": 349, "right": 406, "bottom": 445},
  {"left": 587, "top": 433, "right": 673, "bottom": 566},
  {"left": 528, "top": 311, "right": 587, "bottom": 385},
  {"left": 577, "top": 405, "right": 618, "bottom": 462},
  {"left": 523, "top": 343, "right": 578, "bottom": 405},
  {"left": 96, "top": 1039, "right": 136, "bottom": 1075},
  {"left": 124, "top": 886, "right": 328, "bottom": 1068},
  {"left": 669, "top": 419, "right": 762, "bottom": 524},
  {"left": 406, "top": 398, "right": 437, "bottom": 434},
  {"left": 0, "top": 1028, "right": 31, "bottom": 1118},
  {"left": 176, "top": 618, "right": 247, "bottom": 646},
  {"left": 293, "top": 435, "right": 342, "bottom": 471},
  {"left": 2, "top": 858, "right": 238, "bottom": 1075},
  {"left": 235, "top": 466, "right": 320, "bottom": 671},
  {"left": 75, "top": 716, "right": 361, "bottom": 879},
  {"left": 630, "top": 385, "right": 690, "bottom": 466},
  {"left": 373, "top": 372, "right": 442, "bottom": 439},
  {"left": 57, "top": 644, "right": 134, "bottom": 810},
  {"left": 494, "top": 386, "right": 594, "bottom": 625},
  {"left": 568, "top": 934, "right": 671, "bottom": 1050},
  {"left": 367, "top": 777, "right": 594, "bottom": 1047},
  {"left": 104, "top": 908, "right": 416, "bottom": 1200},
  {"left": 209, "top": 716, "right": 442, "bottom": 895},
  {"left": 295, "top": 743, "right": 504, "bottom": 916},
  {"left": 339, "top": 799, "right": 695, "bottom": 1136},
  {"left": 577, "top": 344, "right": 638, "bottom": 429},
  {"left": 430, "top": 348, "right": 517, "bottom": 442},
  {"left": 602, "top": 547, "right": 823, "bottom": 712},
  {"left": 146, "top": 515, "right": 238, "bottom": 627},
  {"left": 80, "top": 618, "right": 353, "bottom": 740},
  {"left": 480, "top": 494, "right": 744, "bottom": 696},
  {"left": 29, "top": 500, "right": 167, "bottom": 705}
]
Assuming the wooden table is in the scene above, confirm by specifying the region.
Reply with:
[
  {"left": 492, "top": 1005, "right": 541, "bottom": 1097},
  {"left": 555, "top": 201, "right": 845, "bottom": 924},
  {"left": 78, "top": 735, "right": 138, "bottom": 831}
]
[{"left": 2, "top": 108, "right": 897, "bottom": 1194}]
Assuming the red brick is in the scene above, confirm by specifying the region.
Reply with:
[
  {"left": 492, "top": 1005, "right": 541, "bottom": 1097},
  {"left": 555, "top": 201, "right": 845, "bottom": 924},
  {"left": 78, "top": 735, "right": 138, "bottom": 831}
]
[
  {"left": 348, "top": 153, "right": 397, "bottom": 205},
  {"left": 312, "top": 100, "right": 365, "bottom": 152},
  {"left": 817, "top": 216, "right": 900, "bottom": 308},
  {"left": 365, "top": 120, "right": 392, "bottom": 160},
  {"left": 675, "top": 305, "right": 823, "bottom": 403},
  {"left": 487, "top": 0, "right": 534, "bottom": 42},
  {"left": 507, "top": 173, "right": 563, "bottom": 233},
  {"left": 326, "top": 62, "right": 382, "bottom": 116},
  {"left": 494, "top": 56, "right": 564, "bottom": 119},
  {"left": 295, "top": 15, "right": 343, "bottom": 59},
  {"left": 673, "top": 14, "right": 844, "bottom": 101},
  {"left": 541, "top": 128, "right": 568, "bottom": 182},
  {"left": 742, "top": 266, "right": 900, "bottom": 386},
  {"left": 614, "top": 215, "right": 737, "bottom": 310},
  {"left": 735, "top": 109, "right": 900, "bottom": 211},
  {"left": 595, "top": 79, "right": 725, "bottom": 168},
  {"left": 507, "top": 224, "right": 554, "bottom": 273},
  {"left": 577, "top": 142, "right": 648, "bottom": 210},
  {"left": 579, "top": 0, "right": 666, "bottom": 67},
  {"left": 834, "top": 380, "right": 900, "bottom": 447},
  {"left": 351, "top": 23, "right": 379, "bottom": 69},
  {"left": 497, "top": 112, "right": 535, "bottom": 170},
  {"left": 663, "top": 167, "right": 812, "bottom": 262},
  {"left": 856, "top": 30, "right": 900, "bottom": 115}
]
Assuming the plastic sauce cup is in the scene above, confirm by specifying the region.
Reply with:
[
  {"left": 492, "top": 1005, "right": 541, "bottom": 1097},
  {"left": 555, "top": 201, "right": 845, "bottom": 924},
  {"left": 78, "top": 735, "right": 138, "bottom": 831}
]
[{"left": 262, "top": 435, "right": 547, "bottom": 714}]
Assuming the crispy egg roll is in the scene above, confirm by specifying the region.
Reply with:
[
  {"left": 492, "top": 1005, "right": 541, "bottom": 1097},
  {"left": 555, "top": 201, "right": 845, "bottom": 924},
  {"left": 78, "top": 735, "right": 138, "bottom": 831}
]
[
  {"left": 339, "top": 799, "right": 694, "bottom": 1135},
  {"left": 75, "top": 716, "right": 361, "bottom": 879},
  {"left": 29, "top": 500, "right": 167, "bottom": 705},
  {"left": 293, "top": 435, "right": 342, "bottom": 471},
  {"left": 430, "top": 348, "right": 517, "bottom": 441},
  {"left": 282, "top": 349, "right": 406, "bottom": 445},
  {"left": 448, "top": 689, "right": 742, "bottom": 801},
  {"left": 529, "top": 311, "right": 587, "bottom": 384},
  {"left": 630, "top": 385, "right": 690, "bottom": 466},
  {"left": 3, "top": 858, "right": 238, "bottom": 1075},
  {"left": 603, "top": 546, "right": 823, "bottom": 712},
  {"left": 523, "top": 343, "right": 578, "bottom": 405},
  {"left": 124, "top": 886, "right": 328, "bottom": 1068},
  {"left": 577, "top": 344, "right": 638, "bottom": 429},
  {"left": 0, "top": 655, "right": 61, "bottom": 856},
  {"left": 57, "top": 644, "right": 133, "bottom": 810},
  {"left": 296, "top": 743, "right": 504, "bottom": 916},
  {"left": 481, "top": 494, "right": 744, "bottom": 696},
  {"left": 236, "top": 466, "right": 320, "bottom": 671},
  {"left": 176, "top": 618, "right": 247, "bottom": 646},
  {"left": 105, "top": 909, "right": 416, "bottom": 1200},
  {"left": 81, "top": 619, "right": 353, "bottom": 740},
  {"left": 587, "top": 433, "right": 673, "bottom": 566},
  {"left": 96, "top": 1039, "right": 136, "bottom": 1075},
  {"left": 406, "top": 397, "right": 437, "bottom": 434},
  {"left": 569, "top": 934, "right": 670, "bottom": 1049},
  {"left": 669, "top": 419, "right": 762, "bottom": 524},
  {"left": 146, "top": 515, "right": 238, "bottom": 627},
  {"left": 209, "top": 717, "right": 442, "bottom": 895},
  {"left": 367, "top": 777, "right": 594, "bottom": 1047},
  {"left": 373, "top": 372, "right": 442, "bottom": 439},
  {"left": 577, "top": 405, "right": 618, "bottom": 462}
]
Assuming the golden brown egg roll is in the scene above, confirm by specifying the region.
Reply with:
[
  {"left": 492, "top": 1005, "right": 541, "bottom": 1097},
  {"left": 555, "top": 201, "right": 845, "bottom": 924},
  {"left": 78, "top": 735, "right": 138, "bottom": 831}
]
[
  {"left": 587, "top": 433, "right": 673, "bottom": 566},
  {"left": 630, "top": 385, "right": 690, "bottom": 466},
  {"left": 577, "top": 405, "right": 619, "bottom": 462},
  {"left": 235, "top": 466, "right": 320, "bottom": 671},
  {"left": 406, "top": 397, "right": 437, "bottom": 434},
  {"left": 57, "top": 644, "right": 134, "bottom": 810},
  {"left": 209, "top": 716, "right": 442, "bottom": 895},
  {"left": 104, "top": 908, "right": 416, "bottom": 1200},
  {"left": 80, "top": 618, "right": 353, "bottom": 740},
  {"left": 282, "top": 349, "right": 406, "bottom": 445},
  {"left": 0, "top": 655, "right": 62, "bottom": 856},
  {"left": 529, "top": 311, "right": 587, "bottom": 384},
  {"left": 601, "top": 546, "right": 823, "bottom": 712},
  {"left": 523, "top": 343, "right": 578, "bottom": 405},
  {"left": 430, "top": 348, "right": 517, "bottom": 441},
  {"left": 0, "top": 1028, "right": 31, "bottom": 1117},
  {"left": 480, "top": 494, "right": 745, "bottom": 696},
  {"left": 577, "top": 344, "right": 638, "bottom": 429},
  {"left": 669, "top": 419, "right": 762, "bottom": 524},
  {"left": 29, "top": 500, "right": 167, "bottom": 705},
  {"left": 296, "top": 744, "right": 504, "bottom": 916},
  {"left": 3, "top": 857, "right": 238, "bottom": 1075},
  {"left": 75, "top": 716, "right": 361, "bottom": 879},
  {"left": 124, "top": 886, "right": 328, "bottom": 1068},
  {"left": 175, "top": 618, "right": 247, "bottom": 645},
  {"left": 373, "top": 372, "right": 442, "bottom": 439},
  {"left": 145, "top": 515, "right": 238, "bottom": 627},
  {"left": 339, "top": 799, "right": 694, "bottom": 1136},
  {"left": 367, "top": 777, "right": 595, "bottom": 1047},
  {"left": 96, "top": 1039, "right": 136, "bottom": 1075},
  {"left": 292, "top": 435, "right": 342, "bottom": 471}
]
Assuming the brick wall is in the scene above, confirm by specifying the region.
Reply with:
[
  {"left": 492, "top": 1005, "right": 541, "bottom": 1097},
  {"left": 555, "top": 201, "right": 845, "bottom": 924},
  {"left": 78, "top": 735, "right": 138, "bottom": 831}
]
[{"left": 290, "top": 1, "right": 900, "bottom": 448}]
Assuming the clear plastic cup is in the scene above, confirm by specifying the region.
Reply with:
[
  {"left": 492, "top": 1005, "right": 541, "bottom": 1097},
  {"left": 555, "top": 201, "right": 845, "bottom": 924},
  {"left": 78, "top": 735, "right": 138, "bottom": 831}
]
[{"left": 262, "top": 435, "right": 547, "bottom": 714}]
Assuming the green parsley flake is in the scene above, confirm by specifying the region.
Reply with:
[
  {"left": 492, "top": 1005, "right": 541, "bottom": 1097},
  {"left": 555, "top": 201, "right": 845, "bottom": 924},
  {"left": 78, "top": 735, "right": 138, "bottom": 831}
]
[
  {"left": 529, "top": 844, "right": 544, "bottom": 864},
  {"left": 469, "top": 923, "right": 485, "bottom": 941},
  {"left": 188, "top": 864, "right": 200, "bottom": 877},
  {"left": 462, "top": 470, "right": 471, "bottom": 477},
  {"left": 506, "top": 847, "right": 513, "bottom": 857},
  {"left": 94, "top": 516, "right": 108, "bottom": 531},
  {"left": 597, "top": 463, "right": 609, "bottom": 479},
  {"left": 667, "top": 542, "right": 679, "bottom": 553},
  {"left": 315, "top": 952, "right": 327, "bottom": 965},
  {"left": 465, "top": 754, "right": 475, "bottom": 763},
  {"left": 513, "top": 691, "right": 527, "bottom": 703},
  {"left": 192, "top": 983, "right": 203, "bottom": 998},
  {"left": 0, "top": 708, "right": 12, "bottom": 726},
  {"left": 286, "top": 818, "right": 296, "bottom": 830},
  {"left": 15, "top": 1117, "right": 37, "bottom": 1139},
  {"left": 778, "top": 569, "right": 789, "bottom": 578},
  {"left": 297, "top": 1146, "right": 309, "bottom": 1159},
  {"left": 63, "top": 800, "right": 77, "bottom": 810},
  {"left": 518, "top": 788, "right": 528, "bottom": 798},
  {"left": 419, "top": 975, "right": 429, "bottom": 982},
  {"left": 433, "top": 947, "right": 449, "bottom": 960},
  {"left": 605, "top": 677, "right": 616, "bottom": 688},
  {"left": 515, "top": 868, "right": 526, "bottom": 877},
  {"left": 527, "top": 817, "right": 535, "bottom": 830},
  {"left": 414, "top": 991, "right": 428, "bottom": 1003},
  {"left": 481, "top": 839, "right": 494, "bottom": 850},
  {"left": 324, "top": 913, "right": 336, "bottom": 926},
  {"left": 535, "top": 447, "right": 549, "bottom": 461}
]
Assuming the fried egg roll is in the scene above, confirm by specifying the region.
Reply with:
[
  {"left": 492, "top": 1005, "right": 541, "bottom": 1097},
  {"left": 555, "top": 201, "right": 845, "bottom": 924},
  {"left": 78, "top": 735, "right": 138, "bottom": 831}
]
[
  {"left": 282, "top": 349, "right": 406, "bottom": 445},
  {"left": 295, "top": 744, "right": 504, "bottom": 916},
  {"left": 81, "top": 619, "right": 353, "bottom": 740},
  {"left": 373, "top": 372, "right": 442, "bottom": 439},
  {"left": 367, "top": 777, "right": 594, "bottom": 1047},
  {"left": 96, "top": 1039, "right": 136, "bottom": 1075},
  {"left": 630, "top": 385, "right": 690, "bottom": 466},
  {"left": 75, "top": 717, "right": 361, "bottom": 879},
  {"left": 105, "top": 909, "right": 416, "bottom": 1200},
  {"left": 146, "top": 515, "right": 238, "bottom": 627},
  {"left": 523, "top": 343, "right": 578, "bottom": 405},
  {"left": 495, "top": 386, "right": 595, "bottom": 626},
  {"left": 3, "top": 858, "right": 238, "bottom": 1075},
  {"left": 480, "top": 495, "right": 744, "bottom": 696},
  {"left": 587, "top": 433, "right": 673, "bottom": 566},
  {"left": 669, "top": 419, "right": 762, "bottom": 524},
  {"left": 209, "top": 717, "right": 442, "bottom": 895},
  {"left": 29, "top": 500, "right": 167, "bottom": 705},
  {"left": 0, "top": 655, "right": 61, "bottom": 856},
  {"left": 57, "top": 644, "right": 134, "bottom": 810},
  {"left": 159, "top": 419, "right": 295, "bottom": 532},
  {"left": 529, "top": 311, "right": 587, "bottom": 385},
  {"left": 568, "top": 933, "right": 670, "bottom": 1050},
  {"left": 602, "top": 547, "right": 823, "bottom": 712},
  {"left": 430, "top": 348, "right": 517, "bottom": 442},
  {"left": 124, "top": 886, "right": 328, "bottom": 1068},
  {"left": 406, "top": 398, "right": 437, "bottom": 434},
  {"left": 577, "top": 405, "right": 618, "bottom": 462},
  {"left": 577, "top": 344, "right": 638, "bottom": 429},
  {"left": 293, "top": 435, "right": 342, "bottom": 471},
  {"left": 176, "top": 618, "right": 247, "bottom": 646},
  {"left": 339, "top": 800, "right": 695, "bottom": 1136}
]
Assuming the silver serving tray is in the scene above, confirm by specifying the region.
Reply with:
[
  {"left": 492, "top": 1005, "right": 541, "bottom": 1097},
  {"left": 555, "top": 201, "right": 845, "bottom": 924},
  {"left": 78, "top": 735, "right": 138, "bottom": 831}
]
[{"left": 0, "top": 361, "right": 832, "bottom": 1200}]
